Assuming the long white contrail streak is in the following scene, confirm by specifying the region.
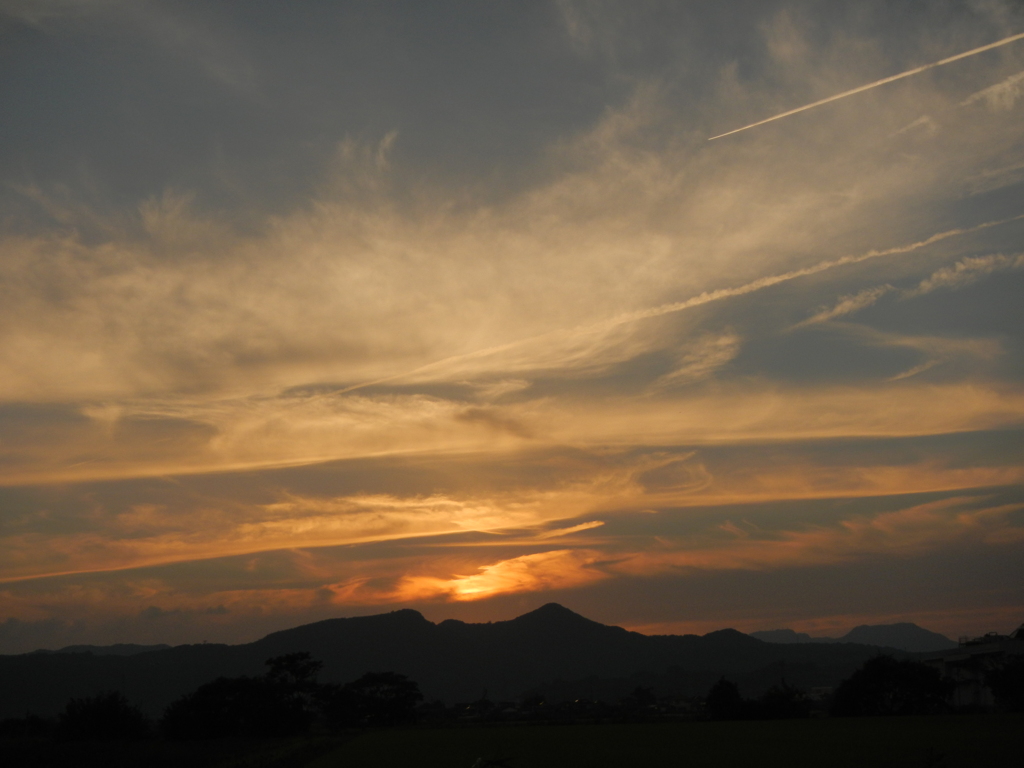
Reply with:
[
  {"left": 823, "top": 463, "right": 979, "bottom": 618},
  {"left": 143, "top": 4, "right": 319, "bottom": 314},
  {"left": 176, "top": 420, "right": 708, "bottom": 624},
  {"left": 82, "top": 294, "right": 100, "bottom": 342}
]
[{"left": 709, "top": 31, "right": 1024, "bottom": 141}]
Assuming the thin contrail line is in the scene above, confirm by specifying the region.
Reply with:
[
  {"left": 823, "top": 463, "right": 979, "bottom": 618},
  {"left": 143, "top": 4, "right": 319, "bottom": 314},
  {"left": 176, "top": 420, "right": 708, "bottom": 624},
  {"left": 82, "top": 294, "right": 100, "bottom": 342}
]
[{"left": 709, "top": 31, "right": 1024, "bottom": 141}]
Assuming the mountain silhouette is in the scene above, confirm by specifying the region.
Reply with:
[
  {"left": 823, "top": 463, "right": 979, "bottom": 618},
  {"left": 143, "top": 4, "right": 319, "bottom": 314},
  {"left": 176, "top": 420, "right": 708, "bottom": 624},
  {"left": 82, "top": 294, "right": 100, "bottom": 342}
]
[
  {"left": 32, "top": 643, "right": 172, "bottom": 657},
  {"left": 0, "top": 604, "right": 915, "bottom": 718},
  {"left": 750, "top": 622, "right": 954, "bottom": 653},
  {"left": 749, "top": 629, "right": 816, "bottom": 644},
  {"left": 838, "top": 623, "right": 955, "bottom": 653}
]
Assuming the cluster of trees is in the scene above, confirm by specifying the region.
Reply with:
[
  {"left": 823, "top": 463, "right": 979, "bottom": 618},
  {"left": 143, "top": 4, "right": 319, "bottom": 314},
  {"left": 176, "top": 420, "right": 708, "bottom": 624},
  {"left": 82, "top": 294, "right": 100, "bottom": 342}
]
[
  {"left": 986, "top": 655, "right": 1024, "bottom": 713},
  {"left": 0, "top": 692, "right": 151, "bottom": 742},
  {"left": 707, "top": 655, "right": 969, "bottom": 719},
  {"left": 163, "top": 652, "right": 422, "bottom": 738},
  {"left": 58, "top": 691, "right": 151, "bottom": 740},
  {"left": 426, "top": 686, "right": 688, "bottom": 724},
  {"left": 706, "top": 679, "right": 810, "bottom": 720},
  {"left": 830, "top": 656, "right": 954, "bottom": 716},
  {"left": 4, "top": 651, "right": 1023, "bottom": 741},
  {"left": 0, "top": 653, "right": 422, "bottom": 742}
]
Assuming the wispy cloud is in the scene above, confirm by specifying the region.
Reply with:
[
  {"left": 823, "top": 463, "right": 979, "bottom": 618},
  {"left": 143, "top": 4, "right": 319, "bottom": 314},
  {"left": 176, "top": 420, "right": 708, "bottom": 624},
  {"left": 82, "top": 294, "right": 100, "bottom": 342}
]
[
  {"left": 6, "top": 434, "right": 1024, "bottom": 589},
  {"left": 891, "top": 115, "right": 939, "bottom": 138},
  {"left": 960, "top": 70, "right": 1024, "bottom": 111},
  {"left": 394, "top": 549, "right": 608, "bottom": 602},
  {"left": 963, "top": 162, "right": 1024, "bottom": 196},
  {"left": 5, "top": 0, "right": 259, "bottom": 94},
  {"left": 610, "top": 497, "right": 1024, "bottom": 575},
  {"left": 650, "top": 333, "right": 741, "bottom": 389},
  {"left": 269, "top": 496, "right": 1024, "bottom": 606},
  {"left": 536, "top": 521, "right": 605, "bottom": 539},
  {"left": 0, "top": 486, "right": 603, "bottom": 583},
  {"left": 350, "top": 214, "right": 1024, "bottom": 393},
  {"left": 888, "top": 359, "right": 942, "bottom": 382},
  {"left": 905, "top": 253, "right": 1024, "bottom": 297},
  {"left": 795, "top": 285, "right": 894, "bottom": 327}
]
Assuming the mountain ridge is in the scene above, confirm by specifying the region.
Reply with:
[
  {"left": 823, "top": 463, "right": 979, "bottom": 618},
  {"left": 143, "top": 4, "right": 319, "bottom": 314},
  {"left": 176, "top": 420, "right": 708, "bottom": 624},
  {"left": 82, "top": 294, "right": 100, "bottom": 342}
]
[
  {"left": 33, "top": 643, "right": 173, "bottom": 657},
  {"left": 0, "top": 604, "right": 918, "bottom": 718},
  {"left": 749, "top": 622, "right": 956, "bottom": 653}
]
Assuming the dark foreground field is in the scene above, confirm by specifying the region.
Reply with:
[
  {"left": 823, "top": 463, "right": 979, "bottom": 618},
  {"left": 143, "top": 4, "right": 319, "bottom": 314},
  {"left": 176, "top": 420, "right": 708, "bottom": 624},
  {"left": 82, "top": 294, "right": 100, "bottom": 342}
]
[
  {"left": 319, "top": 716, "right": 1023, "bottom": 768},
  {"left": 4, "top": 715, "right": 1022, "bottom": 768}
]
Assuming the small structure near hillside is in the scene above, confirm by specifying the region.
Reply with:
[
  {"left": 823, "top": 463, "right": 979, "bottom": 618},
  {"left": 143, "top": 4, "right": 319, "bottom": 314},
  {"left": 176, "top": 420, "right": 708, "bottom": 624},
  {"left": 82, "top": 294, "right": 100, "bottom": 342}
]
[{"left": 924, "top": 623, "right": 1024, "bottom": 708}]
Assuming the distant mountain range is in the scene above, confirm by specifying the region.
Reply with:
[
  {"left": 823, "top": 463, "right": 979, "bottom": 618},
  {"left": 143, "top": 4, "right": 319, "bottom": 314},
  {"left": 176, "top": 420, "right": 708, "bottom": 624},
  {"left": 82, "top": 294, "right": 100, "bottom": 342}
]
[
  {"left": 749, "top": 623, "right": 956, "bottom": 653},
  {"left": 0, "top": 604, "right": 928, "bottom": 718},
  {"left": 32, "top": 643, "right": 172, "bottom": 657}
]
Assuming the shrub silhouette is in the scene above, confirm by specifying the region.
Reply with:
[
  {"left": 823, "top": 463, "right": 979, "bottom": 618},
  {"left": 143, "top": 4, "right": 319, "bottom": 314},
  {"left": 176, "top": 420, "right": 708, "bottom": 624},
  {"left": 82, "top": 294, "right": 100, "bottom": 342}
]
[
  {"left": 621, "top": 685, "right": 657, "bottom": 712},
  {"left": 57, "top": 691, "right": 149, "bottom": 741},
  {"left": 831, "top": 655, "right": 953, "bottom": 716},
  {"left": 0, "top": 714, "right": 55, "bottom": 738}
]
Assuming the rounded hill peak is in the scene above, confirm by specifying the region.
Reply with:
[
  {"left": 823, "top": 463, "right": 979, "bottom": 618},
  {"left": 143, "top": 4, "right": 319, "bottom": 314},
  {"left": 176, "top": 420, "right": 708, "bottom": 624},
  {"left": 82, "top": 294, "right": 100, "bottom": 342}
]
[{"left": 511, "top": 603, "right": 606, "bottom": 630}]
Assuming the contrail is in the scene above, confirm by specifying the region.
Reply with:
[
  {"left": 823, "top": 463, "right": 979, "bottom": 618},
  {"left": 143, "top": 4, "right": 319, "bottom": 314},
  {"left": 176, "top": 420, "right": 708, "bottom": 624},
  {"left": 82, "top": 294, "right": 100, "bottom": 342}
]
[{"left": 709, "top": 31, "right": 1024, "bottom": 141}]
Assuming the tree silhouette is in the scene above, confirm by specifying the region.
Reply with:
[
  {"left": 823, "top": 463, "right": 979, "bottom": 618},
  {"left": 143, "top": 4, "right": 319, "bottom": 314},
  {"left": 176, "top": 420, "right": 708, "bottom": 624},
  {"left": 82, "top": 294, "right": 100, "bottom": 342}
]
[
  {"left": 162, "top": 652, "right": 427, "bottom": 736},
  {"left": 265, "top": 652, "right": 323, "bottom": 687},
  {"left": 324, "top": 671, "right": 423, "bottom": 727},
  {"left": 756, "top": 680, "right": 809, "bottom": 719},
  {"left": 831, "top": 655, "right": 953, "bottom": 716},
  {"left": 986, "top": 655, "right": 1024, "bottom": 712},
  {"left": 629, "top": 686, "right": 657, "bottom": 708},
  {"left": 706, "top": 677, "right": 745, "bottom": 720},
  {"left": 57, "top": 691, "right": 149, "bottom": 741},
  {"left": 163, "top": 677, "right": 275, "bottom": 739},
  {"left": 161, "top": 652, "right": 324, "bottom": 739}
]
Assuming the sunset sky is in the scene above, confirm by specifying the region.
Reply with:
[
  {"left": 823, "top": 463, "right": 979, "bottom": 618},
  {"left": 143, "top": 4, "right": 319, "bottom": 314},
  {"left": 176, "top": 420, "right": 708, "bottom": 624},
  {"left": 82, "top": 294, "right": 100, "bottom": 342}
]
[{"left": 1, "top": 0, "right": 1023, "bottom": 653}]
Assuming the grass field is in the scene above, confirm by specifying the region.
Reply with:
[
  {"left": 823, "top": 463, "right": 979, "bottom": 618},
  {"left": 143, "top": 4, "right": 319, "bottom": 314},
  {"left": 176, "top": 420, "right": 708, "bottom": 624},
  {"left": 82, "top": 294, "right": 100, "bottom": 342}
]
[
  {"left": 310, "top": 715, "right": 1024, "bottom": 768},
  {"left": 3, "top": 715, "right": 1021, "bottom": 767}
]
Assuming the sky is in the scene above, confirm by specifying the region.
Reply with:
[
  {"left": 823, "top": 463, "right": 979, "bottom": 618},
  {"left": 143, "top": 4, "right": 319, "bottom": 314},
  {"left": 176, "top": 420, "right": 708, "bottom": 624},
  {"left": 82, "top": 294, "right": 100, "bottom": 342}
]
[{"left": 1, "top": 0, "right": 1023, "bottom": 654}]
